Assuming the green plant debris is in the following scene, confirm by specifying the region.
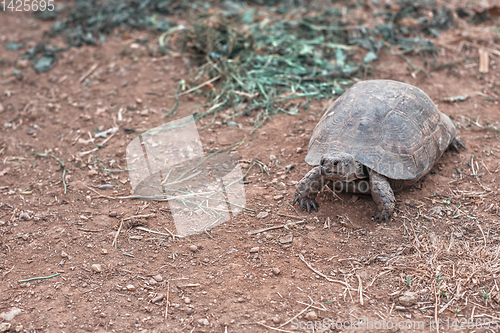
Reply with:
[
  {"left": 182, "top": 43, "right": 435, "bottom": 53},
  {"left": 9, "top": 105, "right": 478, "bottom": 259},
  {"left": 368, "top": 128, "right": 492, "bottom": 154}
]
[
  {"left": 172, "top": 1, "right": 445, "bottom": 130},
  {"left": 32, "top": 151, "right": 67, "bottom": 194},
  {"left": 18, "top": 273, "right": 61, "bottom": 283},
  {"left": 29, "top": 0, "right": 455, "bottom": 127}
]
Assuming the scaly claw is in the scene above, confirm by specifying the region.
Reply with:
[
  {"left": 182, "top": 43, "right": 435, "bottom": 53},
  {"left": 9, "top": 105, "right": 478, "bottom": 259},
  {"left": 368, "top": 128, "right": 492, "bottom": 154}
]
[
  {"left": 373, "top": 211, "right": 389, "bottom": 223},
  {"left": 293, "top": 192, "right": 319, "bottom": 213},
  {"left": 451, "top": 136, "right": 466, "bottom": 152}
]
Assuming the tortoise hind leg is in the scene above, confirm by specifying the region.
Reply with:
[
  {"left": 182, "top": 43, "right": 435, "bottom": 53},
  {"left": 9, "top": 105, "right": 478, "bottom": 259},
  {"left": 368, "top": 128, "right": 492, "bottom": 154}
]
[
  {"left": 294, "top": 166, "right": 322, "bottom": 213},
  {"left": 369, "top": 171, "right": 395, "bottom": 222}
]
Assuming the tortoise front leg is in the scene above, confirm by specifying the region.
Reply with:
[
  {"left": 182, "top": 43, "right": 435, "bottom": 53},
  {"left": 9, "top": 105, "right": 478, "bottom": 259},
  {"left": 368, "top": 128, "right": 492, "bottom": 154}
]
[
  {"left": 369, "top": 171, "right": 395, "bottom": 222},
  {"left": 293, "top": 166, "right": 322, "bottom": 213}
]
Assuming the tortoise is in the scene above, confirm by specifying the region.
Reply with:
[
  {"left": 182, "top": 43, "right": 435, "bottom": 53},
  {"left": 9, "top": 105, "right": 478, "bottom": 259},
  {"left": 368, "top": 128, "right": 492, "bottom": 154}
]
[{"left": 293, "top": 80, "right": 465, "bottom": 221}]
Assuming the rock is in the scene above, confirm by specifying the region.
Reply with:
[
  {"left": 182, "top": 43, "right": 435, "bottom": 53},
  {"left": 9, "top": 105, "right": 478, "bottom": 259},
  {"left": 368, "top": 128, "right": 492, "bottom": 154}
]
[
  {"left": 61, "top": 251, "right": 69, "bottom": 258},
  {"left": 492, "top": 291, "right": 500, "bottom": 304},
  {"left": 272, "top": 317, "right": 281, "bottom": 324},
  {"left": 0, "top": 323, "right": 11, "bottom": 333},
  {"left": 304, "top": 311, "right": 317, "bottom": 321},
  {"left": 16, "top": 59, "right": 30, "bottom": 69},
  {"left": 250, "top": 247, "right": 260, "bottom": 253},
  {"left": 152, "top": 274, "right": 163, "bottom": 282},
  {"left": 151, "top": 294, "right": 164, "bottom": 303},
  {"left": 91, "top": 264, "right": 103, "bottom": 273},
  {"left": 189, "top": 245, "right": 198, "bottom": 252},
  {"left": 273, "top": 194, "right": 284, "bottom": 200},
  {"left": 279, "top": 234, "right": 293, "bottom": 244},
  {"left": 108, "top": 211, "right": 118, "bottom": 217},
  {"left": 101, "top": 249, "right": 108, "bottom": 255},
  {"left": 0, "top": 308, "right": 21, "bottom": 321},
  {"left": 126, "top": 284, "right": 136, "bottom": 291},
  {"left": 399, "top": 291, "right": 418, "bottom": 307},
  {"left": 184, "top": 297, "right": 191, "bottom": 304},
  {"left": 296, "top": 147, "right": 303, "bottom": 153},
  {"left": 99, "top": 184, "right": 114, "bottom": 190},
  {"left": 187, "top": 308, "right": 193, "bottom": 315},
  {"left": 197, "top": 318, "right": 209, "bottom": 326},
  {"left": 20, "top": 212, "right": 31, "bottom": 220},
  {"left": 272, "top": 267, "right": 281, "bottom": 275},
  {"left": 256, "top": 212, "right": 268, "bottom": 219}
]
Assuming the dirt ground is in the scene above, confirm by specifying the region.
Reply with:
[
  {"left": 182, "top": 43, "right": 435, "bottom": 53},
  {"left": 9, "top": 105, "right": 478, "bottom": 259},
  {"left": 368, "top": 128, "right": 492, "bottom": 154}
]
[{"left": 1, "top": 4, "right": 500, "bottom": 333}]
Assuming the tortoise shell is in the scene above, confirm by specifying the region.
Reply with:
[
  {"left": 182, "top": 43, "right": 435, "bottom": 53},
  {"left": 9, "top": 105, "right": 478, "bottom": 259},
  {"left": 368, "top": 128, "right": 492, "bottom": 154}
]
[{"left": 305, "top": 80, "right": 457, "bottom": 181}]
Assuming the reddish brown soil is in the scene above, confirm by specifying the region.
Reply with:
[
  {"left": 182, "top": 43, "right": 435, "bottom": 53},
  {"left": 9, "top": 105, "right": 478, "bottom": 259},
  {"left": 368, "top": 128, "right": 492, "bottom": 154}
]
[{"left": 1, "top": 7, "right": 500, "bottom": 333}]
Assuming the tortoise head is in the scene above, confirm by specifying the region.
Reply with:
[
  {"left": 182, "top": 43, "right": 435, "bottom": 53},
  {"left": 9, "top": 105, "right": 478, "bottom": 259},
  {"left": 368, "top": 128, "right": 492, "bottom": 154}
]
[{"left": 320, "top": 153, "right": 360, "bottom": 181}]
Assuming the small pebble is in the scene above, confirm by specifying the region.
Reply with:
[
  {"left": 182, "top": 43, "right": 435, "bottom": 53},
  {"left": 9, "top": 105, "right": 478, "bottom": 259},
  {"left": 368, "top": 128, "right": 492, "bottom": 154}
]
[
  {"left": 197, "top": 318, "right": 209, "bottom": 326},
  {"left": 279, "top": 234, "right": 293, "bottom": 244},
  {"left": 273, "top": 194, "right": 284, "bottom": 200},
  {"left": 256, "top": 212, "right": 268, "bottom": 219},
  {"left": 126, "top": 284, "right": 136, "bottom": 291},
  {"left": 14, "top": 324, "right": 23, "bottom": 333},
  {"left": 250, "top": 247, "right": 260, "bottom": 253},
  {"left": 187, "top": 308, "right": 193, "bottom": 315},
  {"left": 0, "top": 323, "right": 11, "bottom": 333},
  {"left": 108, "top": 211, "right": 118, "bottom": 217},
  {"left": 61, "top": 251, "right": 69, "bottom": 258},
  {"left": 237, "top": 297, "right": 245, "bottom": 303},
  {"left": 91, "top": 264, "right": 103, "bottom": 273},
  {"left": 184, "top": 297, "right": 191, "bottom": 304},
  {"left": 151, "top": 294, "right": 164, "bottom": 303},
  {"left": 20, "top": 212, "right": 31, "bottom": 221},
  {"left": 152, "top": 274, "right": 163, "bottom": 282},
  {"left": 101, "top": 249, "right": 108, "bottom": 255},
  {"left": 149, "top": 278, "right": 157, "bottom": 285},
  {"left": 399, "top": 291, "right": 418, "bottom": 307},
  {"left": 304, "top": 311, "right": 317, "bottom": 321},
  {"left": 99, "top": 184, "right": 114, "bottom": 190},
  {"left": 189, "top": 245, "right": 198, "bottom": 252},
  {"left": 272, "top": 267, "right": 281, "bottom": 275},
  {"left": 272, "top": 317, "right": 281, "bottom": 324}
]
